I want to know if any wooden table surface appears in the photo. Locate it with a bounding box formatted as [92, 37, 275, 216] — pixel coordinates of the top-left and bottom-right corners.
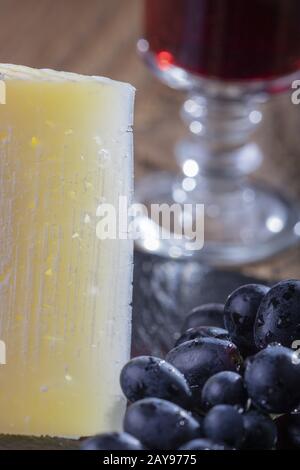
[0, 0, 299, 449]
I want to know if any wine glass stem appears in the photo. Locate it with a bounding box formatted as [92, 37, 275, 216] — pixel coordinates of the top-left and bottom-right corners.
[177, 93, 264, 183]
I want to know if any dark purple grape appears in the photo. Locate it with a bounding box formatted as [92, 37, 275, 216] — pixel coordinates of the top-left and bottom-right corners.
[203, 405, 244, 448]
[201, 371, 247, 410]
[241, 411, 277, 449]
[182, 304, 225, 332]
[175, 327, 229, 348]
[123, 398, 201, 450]
[120, 356, 192, 408]
[166, 338, 242, 402]
[285, 413, 300, 448]
[178, 438, 230, 450]
[254, 280, 300, 349]
[244, 345, 300, 414]
[224, 284, 269, 355]
[80, 432, 144, 450]
[276, 413, 300, 449]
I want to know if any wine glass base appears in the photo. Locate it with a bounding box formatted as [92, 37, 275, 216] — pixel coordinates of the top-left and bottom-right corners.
[134, 172, 300, 266]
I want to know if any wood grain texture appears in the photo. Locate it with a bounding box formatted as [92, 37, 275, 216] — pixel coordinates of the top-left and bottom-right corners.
[0, 0, 299, 449]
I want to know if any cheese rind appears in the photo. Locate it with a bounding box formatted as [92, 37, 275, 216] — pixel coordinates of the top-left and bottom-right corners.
[0, 64, 134, 437]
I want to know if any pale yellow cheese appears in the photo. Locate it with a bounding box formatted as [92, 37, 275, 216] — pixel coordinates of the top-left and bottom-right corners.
[0, 64, 134, 437]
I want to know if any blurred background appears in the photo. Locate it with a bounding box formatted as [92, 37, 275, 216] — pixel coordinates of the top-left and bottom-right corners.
[0, 0, 300, 279]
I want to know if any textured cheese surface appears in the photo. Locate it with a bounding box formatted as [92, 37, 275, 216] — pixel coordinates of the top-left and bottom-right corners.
[0, 63, 133, 85]
[0, 64, 134, 437]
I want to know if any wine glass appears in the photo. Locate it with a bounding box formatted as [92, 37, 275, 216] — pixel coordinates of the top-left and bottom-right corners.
[135, 0, 300, 266]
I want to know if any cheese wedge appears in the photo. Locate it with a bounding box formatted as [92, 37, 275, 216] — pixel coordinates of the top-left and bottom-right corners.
[0, 64, 134, 437]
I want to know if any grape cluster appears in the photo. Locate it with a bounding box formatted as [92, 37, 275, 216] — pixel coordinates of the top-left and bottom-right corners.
[81, 280, 300, 450]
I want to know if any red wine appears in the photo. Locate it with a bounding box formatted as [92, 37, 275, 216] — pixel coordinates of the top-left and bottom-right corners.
[144, 0, 300, 81]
